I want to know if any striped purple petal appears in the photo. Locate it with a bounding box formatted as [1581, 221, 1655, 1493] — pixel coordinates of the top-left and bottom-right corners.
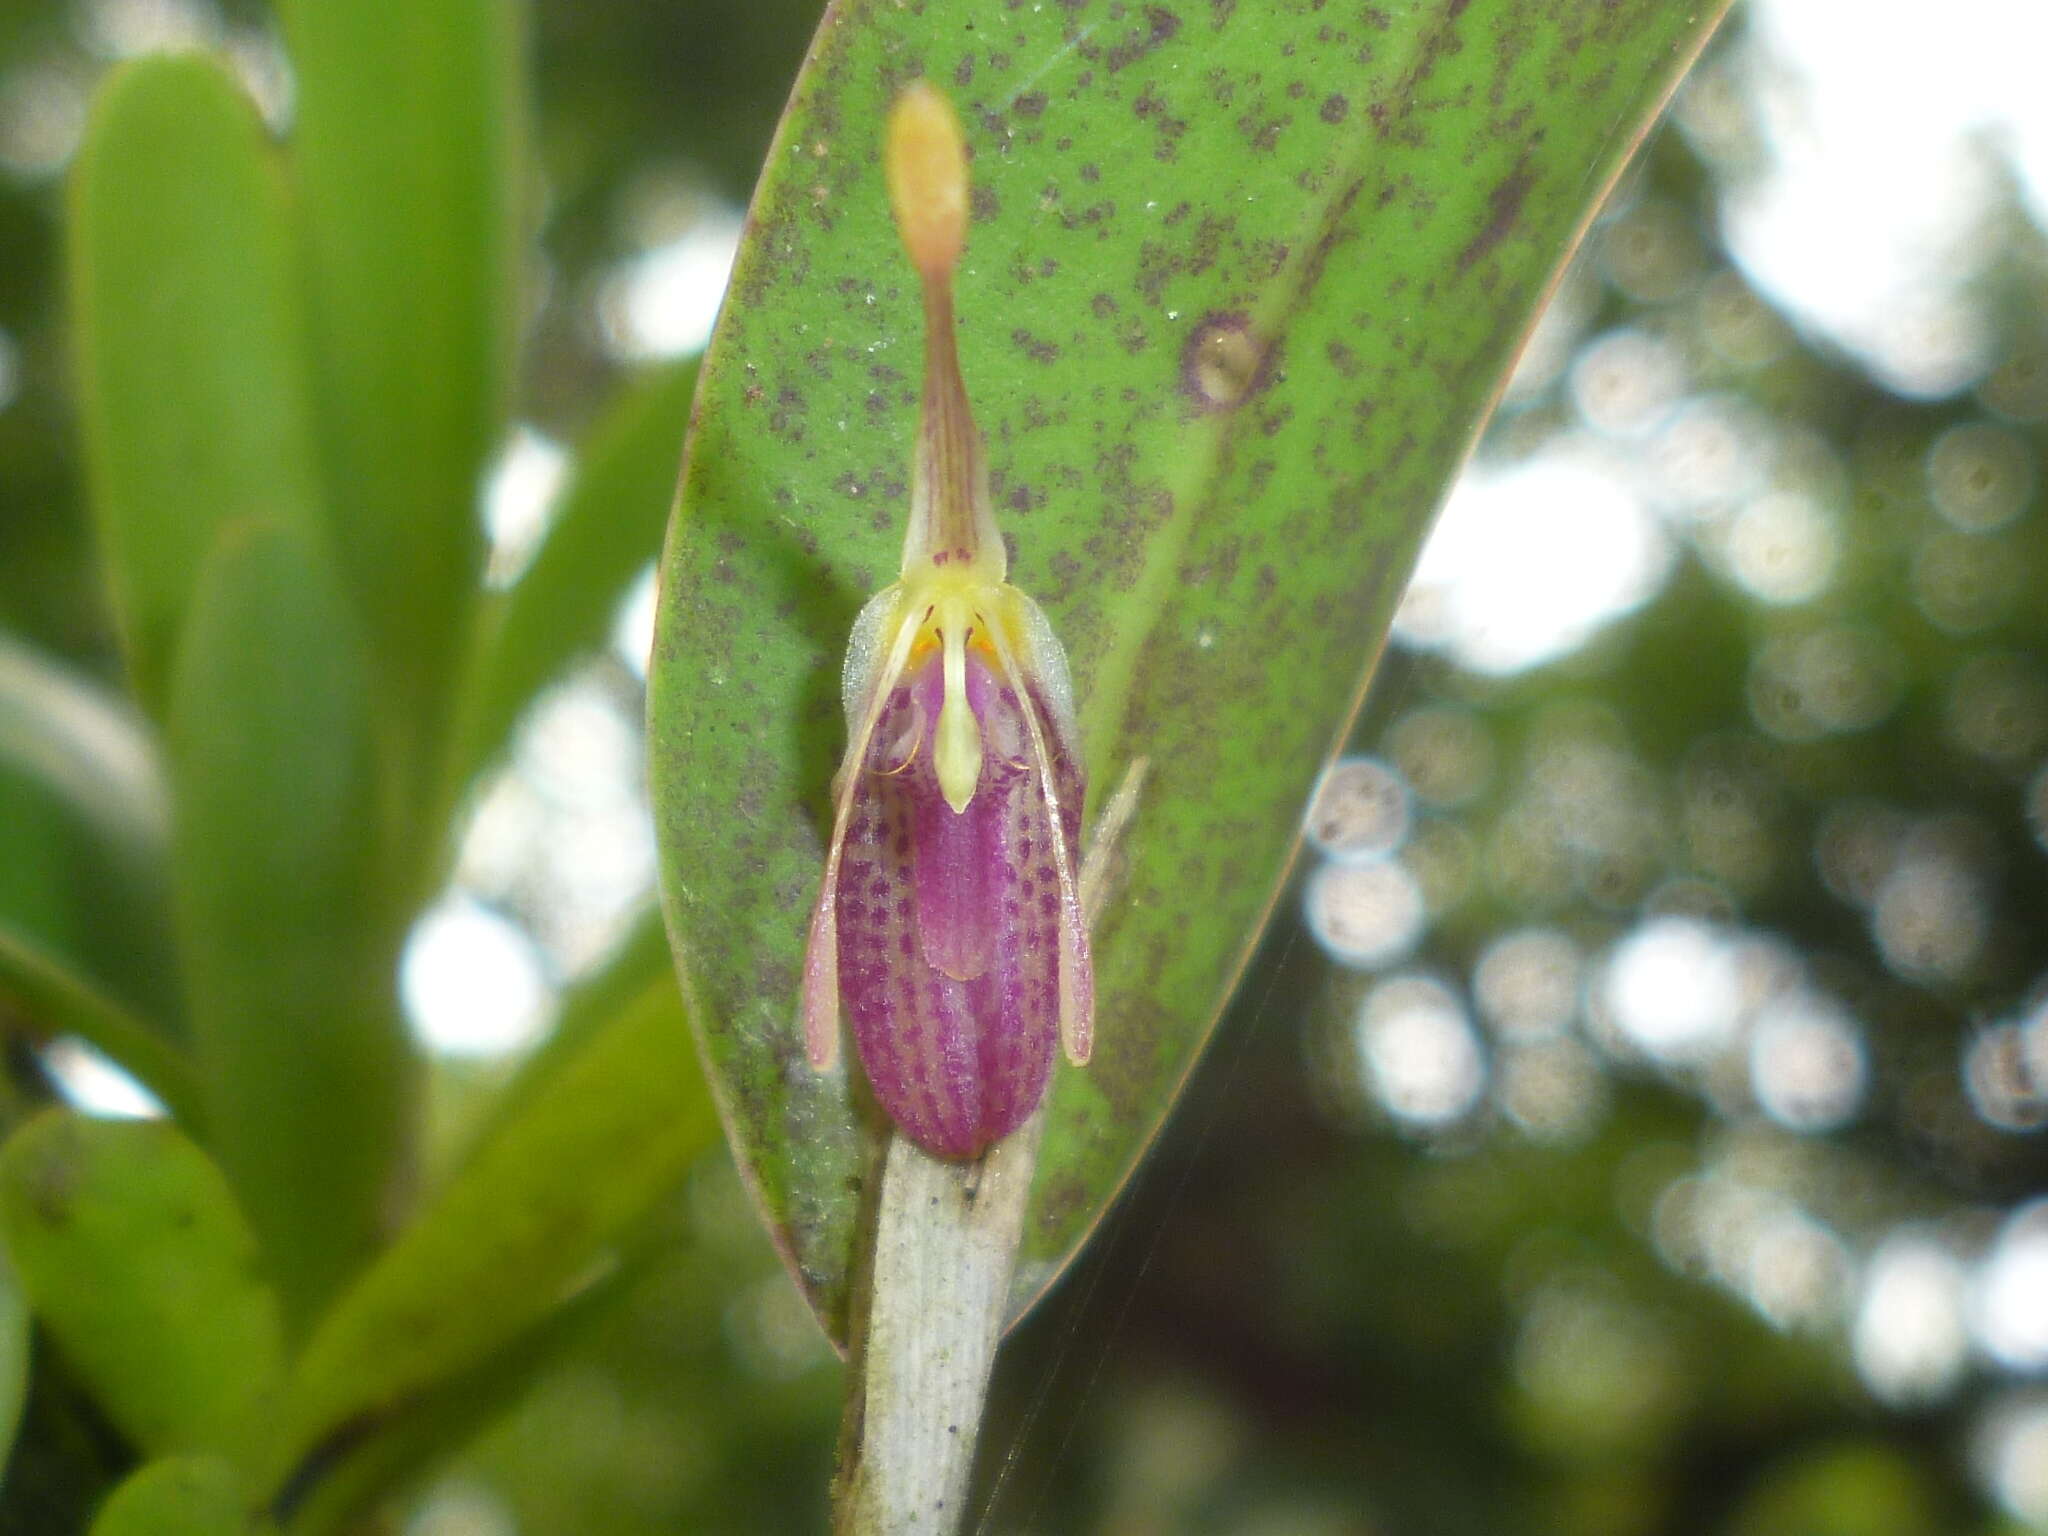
[836, 646, 1083, 1159]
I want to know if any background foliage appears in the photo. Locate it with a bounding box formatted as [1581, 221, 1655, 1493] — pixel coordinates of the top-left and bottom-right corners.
[0, 0, 2042, 1533]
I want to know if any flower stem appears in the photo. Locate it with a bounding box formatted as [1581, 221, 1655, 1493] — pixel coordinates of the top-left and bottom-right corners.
[831, 1110, 1045, 1535]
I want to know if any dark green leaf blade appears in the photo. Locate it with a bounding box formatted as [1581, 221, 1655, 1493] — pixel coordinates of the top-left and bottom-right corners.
[88, 1456, 247, 1536]
[270, 974, 712, 1483]
[0, 1111, 283, 1462]
[168, 523, 407, 1324]
[647, 0, 1732, 1343]
[0, 634, 167, 906]
[443, 360, 697, 806]
[0, 1239, 28, 1478]
[67, 55, 327, 716]
[269, 1256, 637, 1536]
[0, 923, 201, 1129]
[278, 0, 527, 811]
[0, 635, 176, 1020]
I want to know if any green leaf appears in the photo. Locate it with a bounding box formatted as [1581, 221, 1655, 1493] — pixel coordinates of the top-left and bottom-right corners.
[0, 923, 202, 1129]
[647, 0, 1733, 1342]
[68, 55, 327, 716]
[1727, 1441, 1940, 1536]
[271, 974, 711, 1482]
[458, 905, 671, 1153]
[0, 1240, 29, 1476]
[270, 1258, 637, 1536]
[442, 360, 698, 811]
[0, 635, 176, 1020]
[0, 766, 72, 986]
[0, 634, 167, 906]
[0, 1110, 283, 1462]
[168, 522, 408, 1324]
[279, 0, 527, 812]
[88, 1456, 247, 1536]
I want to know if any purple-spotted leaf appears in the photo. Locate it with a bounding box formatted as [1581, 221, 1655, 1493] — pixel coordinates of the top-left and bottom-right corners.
[648, 0, 1732, 1346]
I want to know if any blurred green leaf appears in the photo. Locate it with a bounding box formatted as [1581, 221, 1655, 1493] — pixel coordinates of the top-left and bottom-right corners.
[168, 522, 407, 1325]
[443, 360, 697, 810]
[0, 768, 84, 1004]
[1727, 1441, 1942, 1536]
[272, 1256, 638, 1536]
[88, 1455, 246, 1536]
[279, 0, 527, 816]
[0, 634, 167, 901]
[0, 635, 176, 1019]
[0, 1110, 283, 1463]
[648, 0, 1733, 1342]
[461, 906, 671, 1152]
[68, 55, 327, 717]
[272, 976, 711, 1482]
[0, 924, 200, 1128]
[0, 1240, 28, 1479]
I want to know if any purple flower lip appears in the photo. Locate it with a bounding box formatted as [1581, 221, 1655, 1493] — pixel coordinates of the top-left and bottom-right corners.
[800, 586, 1092, 1160]
[833, 650, 1083, 1158]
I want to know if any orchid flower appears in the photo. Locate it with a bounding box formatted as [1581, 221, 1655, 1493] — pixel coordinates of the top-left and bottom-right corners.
[800, 82, 1093, 1161]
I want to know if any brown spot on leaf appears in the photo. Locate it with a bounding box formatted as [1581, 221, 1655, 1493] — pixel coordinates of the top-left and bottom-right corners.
[1135, 240, 1182, 306]
[1014, 90, 1048, 119]
[1320, 92, 1349, 124]
[1011, 329, 1061, 364]
[1457, 160, 1535, 272]
[769, 385, 806, 443]
[1132, 84, 1189, 157]
[1238, 111, 1287, 152]
[1106, 6, 1183, 71]
[1181, 312, 1271, 413]
[1058, 199, 1116, 233]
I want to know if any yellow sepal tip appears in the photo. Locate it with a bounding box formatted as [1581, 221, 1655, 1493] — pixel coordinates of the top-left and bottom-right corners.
[886, 81, 968, 281]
